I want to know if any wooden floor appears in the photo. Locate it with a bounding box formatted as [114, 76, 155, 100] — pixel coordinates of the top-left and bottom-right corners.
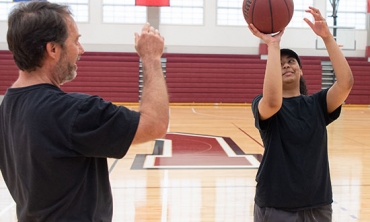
[1, 104, 370, 221]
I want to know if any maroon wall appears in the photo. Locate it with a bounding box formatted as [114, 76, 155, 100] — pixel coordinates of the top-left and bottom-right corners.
[0, 50, 368, 104]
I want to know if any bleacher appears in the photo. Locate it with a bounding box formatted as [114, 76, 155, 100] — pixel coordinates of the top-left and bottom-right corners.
[283, 55, 324, 95]
[0, 50, 369, 104]
[0, 51, 18, 94]
[62, 52, 140, 102]
[346, 57, 370, 104]
[165, 53, 265, 103]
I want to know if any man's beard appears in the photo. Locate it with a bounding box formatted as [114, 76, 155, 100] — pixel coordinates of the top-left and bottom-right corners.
[60, 63, 77, 84]
[55, 52, 77, 85]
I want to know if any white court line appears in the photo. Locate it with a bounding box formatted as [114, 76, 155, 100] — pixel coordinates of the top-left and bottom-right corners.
[161, 106, 170, 222]
[144, 136, 259, 169]
[191, 108, 249, 120]
[161, 170, 168, 222]
[0, 201, 15, 217]
[143, 139, 172, 169]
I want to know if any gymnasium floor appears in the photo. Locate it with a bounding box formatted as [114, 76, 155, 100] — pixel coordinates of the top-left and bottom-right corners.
[1, 104, 370, 221]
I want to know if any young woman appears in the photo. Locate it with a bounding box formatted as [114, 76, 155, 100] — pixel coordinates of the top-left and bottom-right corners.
[249, 6, 354, 222]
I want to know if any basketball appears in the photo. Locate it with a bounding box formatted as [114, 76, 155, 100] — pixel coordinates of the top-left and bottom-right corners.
[242, 0, 294, 34]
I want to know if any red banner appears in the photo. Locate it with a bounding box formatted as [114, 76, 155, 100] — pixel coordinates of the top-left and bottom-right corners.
[135, 0, 170, 6]
[368, 0, 370, 13]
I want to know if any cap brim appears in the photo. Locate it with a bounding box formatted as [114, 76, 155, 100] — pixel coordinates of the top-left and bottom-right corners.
[280, 48, 301, 67]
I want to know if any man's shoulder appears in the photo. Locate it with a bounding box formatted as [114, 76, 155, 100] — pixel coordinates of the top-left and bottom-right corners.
[64, 92, 95, 101]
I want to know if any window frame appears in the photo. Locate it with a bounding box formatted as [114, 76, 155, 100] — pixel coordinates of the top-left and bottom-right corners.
[102, 0, 147, 24]
[160, 0, 204, 25]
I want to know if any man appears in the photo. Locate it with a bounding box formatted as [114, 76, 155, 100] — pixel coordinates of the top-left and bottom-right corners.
[0, 1, 168, 221]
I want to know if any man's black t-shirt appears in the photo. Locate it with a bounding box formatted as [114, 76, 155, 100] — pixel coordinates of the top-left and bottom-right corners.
[0, 84, 140, 221]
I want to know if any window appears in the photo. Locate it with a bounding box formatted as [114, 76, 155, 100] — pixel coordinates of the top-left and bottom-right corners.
[287, 0, 313, 28]
[217, 0, 245, 26]
[0, 0, 16, 21]
[217, 0, 314, 28]
[0, 0, 89, 22]
[49, 0, 89, 22]
[326, 0, 367, 30]
[102, 0, 147, 24]
[160, 0, 203, 25]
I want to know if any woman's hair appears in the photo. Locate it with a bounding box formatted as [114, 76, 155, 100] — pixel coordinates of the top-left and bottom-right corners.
[300, 76, 308, 95]
[7, 1, 72, 72]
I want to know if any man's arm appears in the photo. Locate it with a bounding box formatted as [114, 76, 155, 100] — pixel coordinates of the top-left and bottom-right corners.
[131, 23, 169, 144]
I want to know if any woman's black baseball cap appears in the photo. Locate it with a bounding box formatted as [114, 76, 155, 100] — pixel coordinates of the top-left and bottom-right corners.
[280, 48, 302, 68]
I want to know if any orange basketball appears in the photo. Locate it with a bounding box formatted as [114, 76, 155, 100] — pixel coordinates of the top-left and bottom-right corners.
[242, 0, 294, 34]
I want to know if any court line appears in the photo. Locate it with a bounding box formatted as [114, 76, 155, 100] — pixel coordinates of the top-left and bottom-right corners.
[0, 201, 15, 217]
[109, 108, 174, 173]
[161, 170, 169, 222]
[191, 108, 249, 120]
[232, 122, 264, 148]
[107, 108, 172, 220]
[109, 159, 119, 174]
[333, 201, 358, 221]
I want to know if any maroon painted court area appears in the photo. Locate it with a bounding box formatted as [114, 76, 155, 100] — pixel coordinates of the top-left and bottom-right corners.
[131, 132, 262, 169]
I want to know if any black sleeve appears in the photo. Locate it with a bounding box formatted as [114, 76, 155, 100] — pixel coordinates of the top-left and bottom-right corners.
[313, 88, 341, 125]
[252, 95, 269, 130]
[251, 94, 269, 131]
[71, 96, 140, 158]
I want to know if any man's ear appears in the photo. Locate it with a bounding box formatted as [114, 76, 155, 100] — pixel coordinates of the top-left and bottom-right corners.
[45, 42, 60, 59]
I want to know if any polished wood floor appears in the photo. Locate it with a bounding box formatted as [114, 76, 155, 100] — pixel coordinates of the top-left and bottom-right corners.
[1, 104, 370, 221]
